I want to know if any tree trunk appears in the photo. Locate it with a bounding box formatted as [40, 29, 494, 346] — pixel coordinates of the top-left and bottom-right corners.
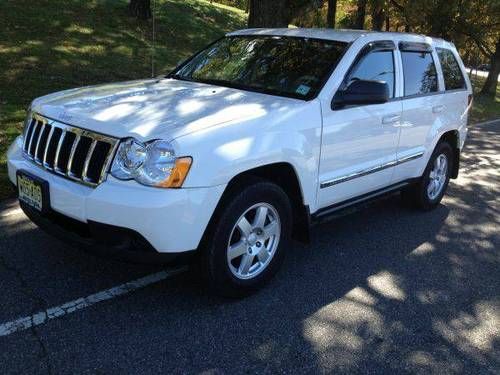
[248, 0, 289, 28]
[371, 0, 385, 31]
[327, 0, 337, 28]
[389, 0, 409, 33]
[385, 15, 390, 31]
[480, 38, 500, 97]
[128, 0, 151, 20]
[351, 0, 367, 29]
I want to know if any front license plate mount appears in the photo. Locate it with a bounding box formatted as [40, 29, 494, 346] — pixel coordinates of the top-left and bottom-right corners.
[17, 170, 50, 215]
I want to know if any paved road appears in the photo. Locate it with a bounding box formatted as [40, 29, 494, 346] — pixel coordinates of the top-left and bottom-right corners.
[0, 121, 499, 374]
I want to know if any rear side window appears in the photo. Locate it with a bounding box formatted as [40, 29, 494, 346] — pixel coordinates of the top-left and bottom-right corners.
[346, 50, 395, 98]
[401, 51, 438, 96]
[437, 48, 466, 90]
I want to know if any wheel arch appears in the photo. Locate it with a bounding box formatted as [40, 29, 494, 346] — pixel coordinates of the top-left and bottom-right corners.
[200, 162, 311, 248]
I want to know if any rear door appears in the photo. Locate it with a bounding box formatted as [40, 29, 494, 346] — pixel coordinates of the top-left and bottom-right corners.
[392, 42, 442, 183]
[435, 47, 471, 147]
[318, 41, 402, 208]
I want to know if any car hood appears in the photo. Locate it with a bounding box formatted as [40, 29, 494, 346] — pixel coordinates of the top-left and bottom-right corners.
[32, 78, 303, 141]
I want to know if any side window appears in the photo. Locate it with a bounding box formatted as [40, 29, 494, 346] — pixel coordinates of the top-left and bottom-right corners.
[401, 51, 438, 96]
[437, 48, 466, 90]
[345, 50, 395, 98]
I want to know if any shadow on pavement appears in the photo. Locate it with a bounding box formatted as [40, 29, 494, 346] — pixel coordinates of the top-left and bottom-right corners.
[0, 124, 498, 373]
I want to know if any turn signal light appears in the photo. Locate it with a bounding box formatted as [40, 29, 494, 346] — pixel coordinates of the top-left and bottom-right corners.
[156, 157, 193, 188]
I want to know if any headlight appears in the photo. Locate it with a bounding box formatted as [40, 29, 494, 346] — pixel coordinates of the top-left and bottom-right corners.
[111, 138, 192, 188]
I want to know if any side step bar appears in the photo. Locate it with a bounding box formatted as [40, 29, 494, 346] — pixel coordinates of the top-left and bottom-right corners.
[311, 180, 417, 223]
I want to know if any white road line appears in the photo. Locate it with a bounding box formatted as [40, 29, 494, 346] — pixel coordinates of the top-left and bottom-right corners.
[0, 268, 186, 337]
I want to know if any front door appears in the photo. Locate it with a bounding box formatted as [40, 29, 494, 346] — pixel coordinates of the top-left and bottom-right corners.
[318, 42, 402, 208]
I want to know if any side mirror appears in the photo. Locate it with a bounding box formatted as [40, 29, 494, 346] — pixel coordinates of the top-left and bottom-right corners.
[332, 79, 389, 108]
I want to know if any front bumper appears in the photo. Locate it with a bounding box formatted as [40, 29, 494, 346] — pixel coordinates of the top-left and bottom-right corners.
[19, 201, 196, 264]
[7, 136, 226, 254]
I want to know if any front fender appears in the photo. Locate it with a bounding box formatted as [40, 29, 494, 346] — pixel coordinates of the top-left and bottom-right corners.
[171, 99, 322, 210]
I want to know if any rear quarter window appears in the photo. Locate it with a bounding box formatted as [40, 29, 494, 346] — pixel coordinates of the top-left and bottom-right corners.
[436, 48, 466, 90]
[401, 51, 438, 96]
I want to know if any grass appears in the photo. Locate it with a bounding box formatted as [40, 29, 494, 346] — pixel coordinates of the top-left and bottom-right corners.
[0, 1, 498, 201]
[469, 75, 500, 124]
[0, 0, 246, 200]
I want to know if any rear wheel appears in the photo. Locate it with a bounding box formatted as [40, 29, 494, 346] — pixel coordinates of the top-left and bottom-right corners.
[401, 142, 453, 210]
[200, 179, 292, 297]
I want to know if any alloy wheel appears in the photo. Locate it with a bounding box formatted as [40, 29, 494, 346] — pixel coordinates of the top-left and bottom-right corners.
[427, 153, 448, 200]
[226, 203, 281, 280]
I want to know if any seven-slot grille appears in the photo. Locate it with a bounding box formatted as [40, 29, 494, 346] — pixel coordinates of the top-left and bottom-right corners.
[22, 114, 119, 187]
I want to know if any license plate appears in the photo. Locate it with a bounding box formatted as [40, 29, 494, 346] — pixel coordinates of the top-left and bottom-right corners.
[17, 171, 50, 213]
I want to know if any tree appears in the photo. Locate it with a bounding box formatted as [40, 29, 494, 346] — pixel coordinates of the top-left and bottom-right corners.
[388, 0, 411, 32]
[327, 0, 337, 28]
[480, 38, 500, 97]
[129, 0, 152, 20]
[248, 0, 289, 28]
[449, 0, 499, 96]
[371, 0, 385, 31]
[247, 0, 325, 28]
[351, 0, 367, 29]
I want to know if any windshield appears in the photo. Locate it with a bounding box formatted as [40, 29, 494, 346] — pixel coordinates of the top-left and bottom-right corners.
[170, 35, 348, 100]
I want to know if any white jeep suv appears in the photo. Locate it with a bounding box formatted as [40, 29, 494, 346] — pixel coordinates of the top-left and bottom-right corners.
[7, 29, 472, 296]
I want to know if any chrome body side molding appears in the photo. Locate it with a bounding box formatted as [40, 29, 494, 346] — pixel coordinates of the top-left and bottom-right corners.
[320, 152, 424, 189]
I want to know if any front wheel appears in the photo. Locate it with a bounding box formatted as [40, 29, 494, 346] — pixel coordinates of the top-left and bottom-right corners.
[200, 180, 292, 297]
[401, 142, 453, 210]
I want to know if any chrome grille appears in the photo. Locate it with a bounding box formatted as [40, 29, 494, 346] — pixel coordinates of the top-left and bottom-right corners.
[22, 114, 119, 187]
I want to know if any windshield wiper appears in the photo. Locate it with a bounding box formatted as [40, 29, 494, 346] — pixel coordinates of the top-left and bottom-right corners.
[168, 73, 194, 82]
[196, 78, 262, 93]
[169, 76, 306, 100]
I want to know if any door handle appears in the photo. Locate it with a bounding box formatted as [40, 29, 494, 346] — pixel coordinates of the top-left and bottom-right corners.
[382, 114, 401, 124]
[432, 105, 444, 113]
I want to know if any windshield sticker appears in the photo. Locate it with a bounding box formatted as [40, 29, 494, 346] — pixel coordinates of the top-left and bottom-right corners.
[296, 84, 311, 96]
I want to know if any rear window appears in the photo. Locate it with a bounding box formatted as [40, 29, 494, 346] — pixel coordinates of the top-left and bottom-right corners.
[401, 51, 438, 96]
[436, 48, 466, 90]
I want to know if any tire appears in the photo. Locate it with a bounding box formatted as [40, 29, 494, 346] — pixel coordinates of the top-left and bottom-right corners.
[199, 179, 292, 298]
[401, 142, 454, 210]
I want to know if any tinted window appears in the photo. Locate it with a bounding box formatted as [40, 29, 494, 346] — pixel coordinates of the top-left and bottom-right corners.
[172, 36, 347, 100]
[437, 48, 466, 90]
[401, 51, 438, 96]
[346, 50, 395, 98]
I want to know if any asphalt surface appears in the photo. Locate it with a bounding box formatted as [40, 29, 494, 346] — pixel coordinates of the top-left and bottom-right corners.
[0, 121, 499, 374]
